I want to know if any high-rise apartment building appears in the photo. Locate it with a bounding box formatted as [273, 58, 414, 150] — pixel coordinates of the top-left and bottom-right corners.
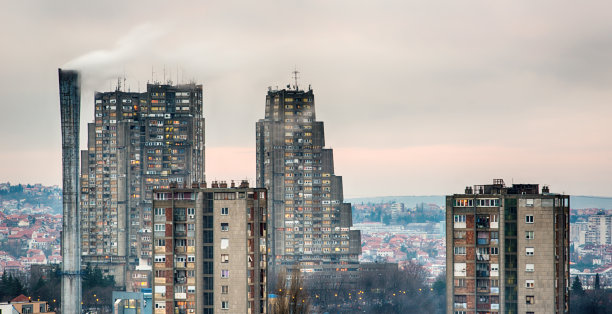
[80, 82, 204, 289]
[151, 181, 267, 314]
[585, 212, 612, 245]
[256, 84, 361, 278]
[446, 179, 569, 314]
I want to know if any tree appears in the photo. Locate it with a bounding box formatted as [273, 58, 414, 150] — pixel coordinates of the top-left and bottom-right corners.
[571, 276, 584, 295]
[271, 268, 310, 314]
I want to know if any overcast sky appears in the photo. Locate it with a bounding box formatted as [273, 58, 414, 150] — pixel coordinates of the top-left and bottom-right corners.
[1, 1, 612, 198]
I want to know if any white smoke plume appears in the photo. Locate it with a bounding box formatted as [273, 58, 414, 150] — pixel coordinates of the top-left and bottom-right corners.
[63, 23, 169, 89]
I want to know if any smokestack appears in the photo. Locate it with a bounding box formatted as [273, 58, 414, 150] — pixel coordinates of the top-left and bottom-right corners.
[59, 68, 82, 314]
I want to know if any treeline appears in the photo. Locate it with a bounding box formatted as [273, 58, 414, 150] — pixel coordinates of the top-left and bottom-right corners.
[0, 264, 116, 312]
[571, 275, 612, 313]
[272, 262, 446, 314]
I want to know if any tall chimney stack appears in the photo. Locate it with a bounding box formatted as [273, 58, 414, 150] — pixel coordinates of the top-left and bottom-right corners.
[59, 68, 82, 314]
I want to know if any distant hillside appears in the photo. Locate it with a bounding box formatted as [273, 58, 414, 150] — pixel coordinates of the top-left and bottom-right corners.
[347, 196, 446, 209]
[347, 195, 612, 210]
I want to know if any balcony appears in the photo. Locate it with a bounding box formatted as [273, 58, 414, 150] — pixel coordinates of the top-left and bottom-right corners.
[476, 254, 490, 261]
[453, 303, 467, 309]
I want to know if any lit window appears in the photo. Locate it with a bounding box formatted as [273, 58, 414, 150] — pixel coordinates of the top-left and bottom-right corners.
[221, 239, 229, 249]
[526, 295, 535, 304]
[221, 270, 229, 278]
[526, 264, 534, 272]
[221, 254, 229, 263]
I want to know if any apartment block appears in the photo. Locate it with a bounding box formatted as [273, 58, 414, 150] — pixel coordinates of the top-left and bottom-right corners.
[80, 82, 205, 289]
[446, 179, 569, 314]
[256, 84, 361, 278]
[585, 212, 612, 245]
[151, 181, 267, 314]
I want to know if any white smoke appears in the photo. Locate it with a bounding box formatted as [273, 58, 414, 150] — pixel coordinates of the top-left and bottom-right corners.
[63, 23, 168, 88]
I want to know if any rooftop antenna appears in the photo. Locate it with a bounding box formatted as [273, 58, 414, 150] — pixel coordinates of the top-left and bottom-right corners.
[151, 66, 155, 84]
[292, 68, 300, 91]
[116, 77, 121, 92]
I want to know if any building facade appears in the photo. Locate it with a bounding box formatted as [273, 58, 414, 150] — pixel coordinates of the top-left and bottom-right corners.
[151, 182, 267, 314]
[255, 85, 361, 277]
[446, 180, 569, 314]
[80, 82, 205, 289]
[585, 213, 612, 245]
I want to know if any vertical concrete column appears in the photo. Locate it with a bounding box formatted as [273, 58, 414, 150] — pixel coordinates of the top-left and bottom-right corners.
[59, 68, 82, 314]
[195, 191, 204, 314]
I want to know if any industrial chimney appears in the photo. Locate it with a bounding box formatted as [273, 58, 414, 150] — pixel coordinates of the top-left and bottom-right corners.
[58, 69, 82, 314]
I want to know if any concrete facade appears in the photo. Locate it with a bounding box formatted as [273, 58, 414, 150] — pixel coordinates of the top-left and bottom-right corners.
[446, 180, 569, 314]
[151, 182, 267, 314]
[80, 83, 205, 289]
[58, 68, 82, 314]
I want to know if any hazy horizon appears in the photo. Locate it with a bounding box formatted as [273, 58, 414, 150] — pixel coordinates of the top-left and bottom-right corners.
[2, 1, 612, 198]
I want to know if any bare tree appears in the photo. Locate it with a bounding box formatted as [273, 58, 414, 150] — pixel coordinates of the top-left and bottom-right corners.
[271, 268, 311, 314]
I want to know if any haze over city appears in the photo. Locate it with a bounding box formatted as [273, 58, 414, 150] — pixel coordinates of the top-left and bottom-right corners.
[2, 1, 612, 197]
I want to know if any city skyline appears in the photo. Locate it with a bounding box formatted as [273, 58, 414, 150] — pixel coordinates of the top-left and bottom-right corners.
[3, 1, 612, 197]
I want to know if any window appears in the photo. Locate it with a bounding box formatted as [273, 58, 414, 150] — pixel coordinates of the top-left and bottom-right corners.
[454, 247, 466, 255]
[221, 285, 228, 294]
[221, 239, 229, 249]
[221, 270, 229, 278]
[154, 224, 165, 231]
[154, 208, 165, 216]
[454, 263, 466, 277]
[221, 254, 229, 263]
[490, 247, 499, 255]
[221, 301, 229, 309]
[454, 231, 466, 239]
[454, 215, 466, 223]
[454, 295, 467, 308]
[221, 207, 229, 215]
[526, 199, 534, 206]
[526, 280, 534, 288]
[525, 231, 534, 239]
[525, 215, 534, 223]
[455, 199, 473, 207]
[526, 295, 535, 304]
[215, 192, 236, 200]
[454, 215, 467, 228]
[221, 223, 229, 231]
[187, 255, 195, 262]
[526, 247, 534, 256]
[155, 239, 165, 247]
[454, 278, 466, 287]
[154, 255, 166, 263]
[526, 264, 534, 272]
